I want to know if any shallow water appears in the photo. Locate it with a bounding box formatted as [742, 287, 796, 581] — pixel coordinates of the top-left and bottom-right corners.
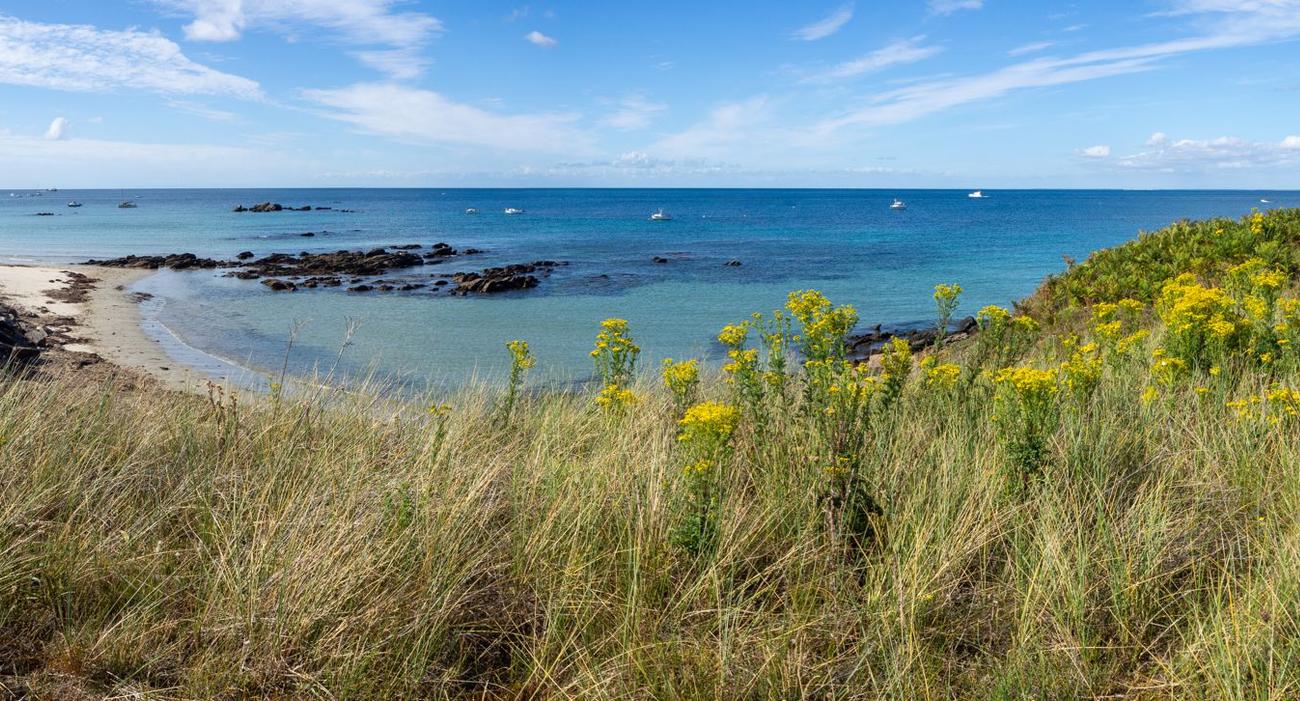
[3, 188, 1296, 386]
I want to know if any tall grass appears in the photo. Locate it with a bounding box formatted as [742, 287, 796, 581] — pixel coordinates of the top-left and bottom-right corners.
[2, 210, 1300, 698]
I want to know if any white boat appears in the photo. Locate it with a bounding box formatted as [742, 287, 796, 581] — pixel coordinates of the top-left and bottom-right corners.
[67, 201, 82, 208]
[650, 208, 672, 221]
[504, 207, 524, 215]
[118, 201, 137, 209]
[968, 190, 986, 198]
[1261, 198, 1271, 204]
[890, 198, 907, 210]
[465, 207, 478, 214]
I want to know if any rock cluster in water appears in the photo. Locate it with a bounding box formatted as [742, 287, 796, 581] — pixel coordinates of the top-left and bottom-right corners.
[84, 245, 565, 296]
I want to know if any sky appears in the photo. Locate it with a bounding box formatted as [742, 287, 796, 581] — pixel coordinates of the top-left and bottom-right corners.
[1, 0, 1299, 188]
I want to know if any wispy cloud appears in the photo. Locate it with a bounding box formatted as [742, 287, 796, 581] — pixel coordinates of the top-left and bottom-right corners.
[1008, 40, 1056, 56]
[929, 0, 984, 16]
[0, 15, 261, 98]
[651, 96, 774, 160]
[600, 94, 667, 131]
[44, 117, 68, 140]
[1117, 132, 1300, 170]
[805, 36, 942, 82]
[154, 0, 442, 78]
[792, 3, 854, 41]
[301, 83, 592, 154]
[166, 99, 239, 122]
[816, 1, 1300, 134]
[525, 30, 557, 48]
[1078, 144, 1110, 158]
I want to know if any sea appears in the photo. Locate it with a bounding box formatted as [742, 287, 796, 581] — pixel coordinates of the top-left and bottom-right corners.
[2, 188, 1296, 389]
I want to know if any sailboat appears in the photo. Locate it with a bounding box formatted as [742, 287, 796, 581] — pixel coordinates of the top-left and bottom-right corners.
[650, 208, 672, 221]
[890, 198, 907, 210]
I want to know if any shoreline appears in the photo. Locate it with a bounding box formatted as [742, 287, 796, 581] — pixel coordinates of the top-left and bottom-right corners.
[0, 264, 210, 391]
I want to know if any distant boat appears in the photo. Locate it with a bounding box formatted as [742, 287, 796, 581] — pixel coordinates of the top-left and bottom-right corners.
[890, 198, 907, 210]
[1261, 198, 1271, 204]
[968, 190, 987, 199]
[465, 207, 478, 214]
[504, 207, 524, 215]
[650, 208, 672, 221]
[47, 188, 58, 192]
[118, 201, 137, 209]
[67, 201, 82, 208]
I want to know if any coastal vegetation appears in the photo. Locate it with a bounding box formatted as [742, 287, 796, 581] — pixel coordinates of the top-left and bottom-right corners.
[3, 209, 1300, 698]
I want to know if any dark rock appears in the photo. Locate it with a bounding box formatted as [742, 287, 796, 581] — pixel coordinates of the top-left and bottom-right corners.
[348, 284, 373, 293]
[232, 205, 248, 212]
[847, 316, 978, 358]
[35, 212, 55, 216]
[261, 278, 296, 292]
[300, 232, 315, 237]
[392, 244, 422, 250]
[85, 253, 229, 270]
[463, 248, 485, 255]
[652, 256, 669, 264]
[724, 260, 742, 267]
[236, 251, 255, 260]
[250, 202, 282, 212]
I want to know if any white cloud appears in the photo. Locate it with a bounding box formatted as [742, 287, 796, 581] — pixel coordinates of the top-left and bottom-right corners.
[929, 0, 984, 15]
[1117, 133, 1300, 171]
[353, 49, 430, 80]
[792, 4, 854, 41]
[525, 30, 557, 48]
[166, 99, 239, 121]
[807, 37, 942, 81]
[0, 15, 260, 98]
[44, 117, 69, 140]
[155, 0, 442, 78]
[601, 94, 667, 131]
[1079, 144, 1111, 158]
[651, 96, 774, 160]
[1008, 40, 1056, 56]
[815, 1, 1300, 134]
[1147, 132, 1169, 146]
[506, 6, 530, 22]
[301, 83, 592, 154]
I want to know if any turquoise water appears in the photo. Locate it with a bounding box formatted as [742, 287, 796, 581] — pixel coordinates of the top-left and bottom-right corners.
[3, 188, 1297, 387]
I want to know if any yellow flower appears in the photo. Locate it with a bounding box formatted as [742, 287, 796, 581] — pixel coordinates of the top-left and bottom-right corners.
[717, 323, 748, 348]
[505, 339, 536, 370]
[924, 362, 962, 391]
[1209, 365, 1222, 376]
[992, 366, 1059, 399]
[1141, 386, 1158, 405]
[595, 384, 639, 410]
[661, 358, 700, 400]
[678, 401, 740, 442]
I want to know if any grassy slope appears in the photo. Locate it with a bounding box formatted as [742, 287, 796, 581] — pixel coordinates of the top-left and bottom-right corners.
[3, 210, 1300, 699]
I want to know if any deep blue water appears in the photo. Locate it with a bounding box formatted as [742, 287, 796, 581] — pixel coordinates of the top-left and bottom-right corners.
[2, 188, 1296, 386]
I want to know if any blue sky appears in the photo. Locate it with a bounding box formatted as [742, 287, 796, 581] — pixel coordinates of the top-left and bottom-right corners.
[1, 0, 1299, 188]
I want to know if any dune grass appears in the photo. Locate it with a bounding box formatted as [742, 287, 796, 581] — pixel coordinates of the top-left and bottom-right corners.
[3, 210, 1300, 698]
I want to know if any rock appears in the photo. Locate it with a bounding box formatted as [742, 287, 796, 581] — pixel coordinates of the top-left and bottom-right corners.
[392, 244, 422, 250]
[300, 232, 315, 237]
[652, 256, 669, 264]
[35, 212, 55, 216]
[261, 278, 296, 292]
[232, 205, 248, 212]
[724, 260, 742, 267]
[348, 284, 373, 293]
[84, 253, 229, 270]
[236, 251, 255, 260]
[449, 261, 559, 295]
[250, 202, 282, 212]
[847, 316, 978, 358]
[463, 247, 485, 255]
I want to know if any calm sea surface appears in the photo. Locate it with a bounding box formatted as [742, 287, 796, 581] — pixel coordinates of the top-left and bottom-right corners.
[2, 188, 1296, 387]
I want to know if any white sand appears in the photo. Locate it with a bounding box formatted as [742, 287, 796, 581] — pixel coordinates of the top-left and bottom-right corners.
[0, 264, 207, 391]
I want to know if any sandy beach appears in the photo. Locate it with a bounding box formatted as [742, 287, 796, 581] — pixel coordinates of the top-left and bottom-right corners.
[0, 264, 206, 391]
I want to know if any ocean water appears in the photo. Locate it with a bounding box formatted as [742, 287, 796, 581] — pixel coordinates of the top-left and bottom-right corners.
[3, 188, 1297, 387]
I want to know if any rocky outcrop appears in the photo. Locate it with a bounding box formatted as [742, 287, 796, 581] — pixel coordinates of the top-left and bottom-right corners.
[450, 261, 561, 295]
[0, 304, 40, 365]
[848, 316, 978, 359]
[83, 253, 230, 270]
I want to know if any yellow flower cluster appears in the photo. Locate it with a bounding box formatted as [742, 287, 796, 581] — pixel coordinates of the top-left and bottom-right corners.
[785, 290, 858, 360]
[678, 401, 740, 443]
[921, 359, 961, 391]
[992, 366, 1059, 400]
[879, 337, 913, 397]
[1150, 347, 1188, 386]
[661, 358, 700, 400]
[1250, 210, 1265, 235]
[1157, 273, 1236, 335]
[595, 384, 639, 409]
[786, 290, 832, 326]
[1059, 343, 1102, 397]
[717, 323, 748, 348]
[976, 304, 1011, 328]
[591, 318, 640, 358]
[506, 339, 536, 370]
[933, 283, 963, 306]
[1225, 386, 1299, 424]
[683, 459, 712, 477]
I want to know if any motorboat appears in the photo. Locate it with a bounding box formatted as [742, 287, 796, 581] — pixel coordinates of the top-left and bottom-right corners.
[118, 201, 137, 209]
[890, 198, 907, 210]
[504, 207, 524, 215]
[465, 207, 478, 214]
[968, 190, 987, 198]
[67, 201, 82, 207]
[650, 208, 672, 221]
